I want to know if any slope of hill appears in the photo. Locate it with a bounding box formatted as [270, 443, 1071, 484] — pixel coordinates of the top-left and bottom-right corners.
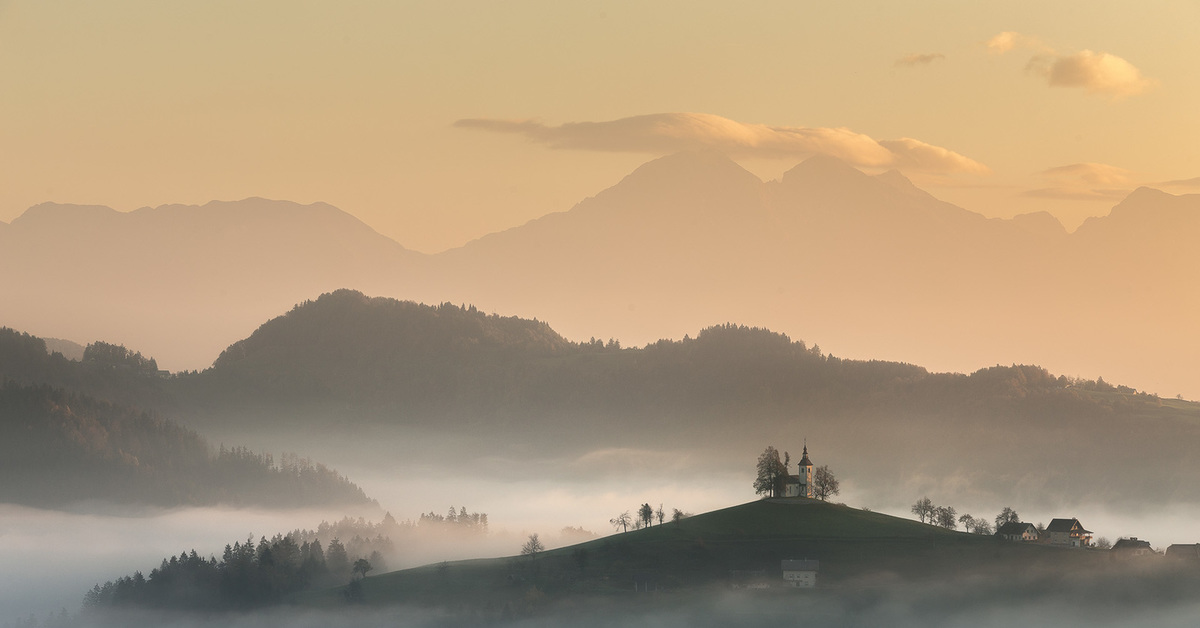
[0, 328, 375, 510]
[298, 499, 1186, 625]
[0, 381, 375, 510]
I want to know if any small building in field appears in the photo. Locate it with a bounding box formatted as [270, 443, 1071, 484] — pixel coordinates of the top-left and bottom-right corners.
[784, 446, 814, 499]
[781, 559, 819, 588]
[1044, 518, 1093, 547]
[995, 522, 1039, 542]
[1165, 544, 1200, 560]
[1111, 537, 1154, 557]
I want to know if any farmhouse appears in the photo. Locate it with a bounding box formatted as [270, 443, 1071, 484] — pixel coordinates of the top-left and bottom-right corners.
[1165, 544, 1200, 560]
[781, 559, 819, 588]
[1111, 537, 1154, 557]
[783, 446, 813, 498]
[995, 521, 1038, 542]
[1044, 518, 1092, 547]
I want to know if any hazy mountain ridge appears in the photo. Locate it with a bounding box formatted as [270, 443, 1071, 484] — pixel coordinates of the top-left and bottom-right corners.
[0, 381, 375, 510]
[0, 328, 374, 510]
[147, 291, 1200, 511]
[2, 154, 1198, 400]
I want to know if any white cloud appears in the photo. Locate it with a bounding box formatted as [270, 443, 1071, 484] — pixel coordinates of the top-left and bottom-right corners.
[1157, 176, 1200, 190]
[988, 32, 1155, 97]
[1030, 50, 1157, 96]
[1041, 163, 1133, 187]
[895, 52, 945, 67]
[456, 112, 989, 175]
[1022, 162, 1135, 200]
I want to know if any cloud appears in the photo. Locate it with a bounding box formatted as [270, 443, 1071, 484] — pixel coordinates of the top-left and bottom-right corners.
[456, 112, 989, 175]
[1041, 163, 1134, 187]
[1028, 50, 1156, 96]
[1021, 162, 1134, 200]
[1157, 176, 1200, 190]
[988, 32, 1155, 97]
[895, 53, 945, 67]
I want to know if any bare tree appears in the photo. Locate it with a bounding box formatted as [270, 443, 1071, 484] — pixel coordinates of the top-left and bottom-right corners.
[610, 511, 632, 533]
[671, 508, 686, 524]
[994, 507, 1020, 530]
[655, 504, 665, 526]
[638, 503, 654, 528]
[520, 533, 545, 557]
[911, 497, 935, 524]
[812, 465, 840, 501]
[935, 506, 957, 529]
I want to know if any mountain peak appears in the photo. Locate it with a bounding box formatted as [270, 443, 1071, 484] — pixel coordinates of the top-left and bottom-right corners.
[10, 202, 122, 230]
[780, 153, 870, 187]
[614, 151, 762, 191]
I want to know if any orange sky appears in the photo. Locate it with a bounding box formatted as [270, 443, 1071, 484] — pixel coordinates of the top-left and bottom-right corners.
[2, 1, 1198, 253]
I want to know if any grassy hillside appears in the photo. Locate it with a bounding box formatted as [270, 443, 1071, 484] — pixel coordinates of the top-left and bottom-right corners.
[300, 499, 1108, 613]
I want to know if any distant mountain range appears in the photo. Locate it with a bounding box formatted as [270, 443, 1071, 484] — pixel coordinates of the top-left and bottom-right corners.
[1, 153, 1197, 400]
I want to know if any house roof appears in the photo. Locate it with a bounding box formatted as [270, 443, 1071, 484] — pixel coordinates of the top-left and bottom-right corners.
[1045, 518, 1091, 534]
[781, 559, 819, 572]
[1112, 538, 1153, 551]
[1165, 544, 1200, 559]
[995, 522, 1036, 536]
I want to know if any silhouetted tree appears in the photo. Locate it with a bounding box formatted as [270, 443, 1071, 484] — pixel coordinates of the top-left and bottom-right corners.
[935, 505, 957, 529]
[753, 446, 788, 498]
[609, 511, 631, 533]
[638, 503, 654, 528]
[812, 465, 840, 501]
[351, 558, 372, 580]
[520, 534, 544, 558]
[911, 497, 935, 524]
[994, 507, 1020, 530]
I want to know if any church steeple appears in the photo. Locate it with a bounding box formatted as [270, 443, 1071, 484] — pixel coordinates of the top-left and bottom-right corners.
[797, 442, 813, 498]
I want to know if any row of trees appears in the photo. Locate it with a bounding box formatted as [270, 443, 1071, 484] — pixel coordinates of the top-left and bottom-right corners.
[911, 498, 1023, 534]
[753, 446, 840, 500]
[82, 534, 379, 612]
[609, 503, 688, 533]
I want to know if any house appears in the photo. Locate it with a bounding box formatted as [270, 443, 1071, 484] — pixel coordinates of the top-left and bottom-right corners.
[995, 522, 1038, 542]
[781, 559, 819, 588]
[783, 446, 814, 498]
[1165, 544, 1200, 560]
[1044, 518, 1093, 547]
[1111, 537, 1154, 557]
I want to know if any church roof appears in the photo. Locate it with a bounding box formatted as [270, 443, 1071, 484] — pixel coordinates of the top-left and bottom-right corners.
[798, 445, 812, 467]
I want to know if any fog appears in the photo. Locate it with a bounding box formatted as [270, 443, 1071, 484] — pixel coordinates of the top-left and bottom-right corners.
[53, 585, 1200, 628]
[5, 444, 1200, 623]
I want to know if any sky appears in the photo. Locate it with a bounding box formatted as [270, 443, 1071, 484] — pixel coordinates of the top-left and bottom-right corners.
[2, 0, 1199, 253]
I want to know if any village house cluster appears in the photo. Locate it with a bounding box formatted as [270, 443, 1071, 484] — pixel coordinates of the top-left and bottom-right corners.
[996, 517, 1200, 561]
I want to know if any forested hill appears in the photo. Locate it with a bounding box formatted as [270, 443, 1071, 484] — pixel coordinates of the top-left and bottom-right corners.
[0, 382, 375, 509]
[195, 289, 575, 406]
[178, 290, 1200, 509]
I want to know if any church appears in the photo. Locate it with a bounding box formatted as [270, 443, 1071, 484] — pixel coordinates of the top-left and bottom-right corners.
[783, 445, 814, 498]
